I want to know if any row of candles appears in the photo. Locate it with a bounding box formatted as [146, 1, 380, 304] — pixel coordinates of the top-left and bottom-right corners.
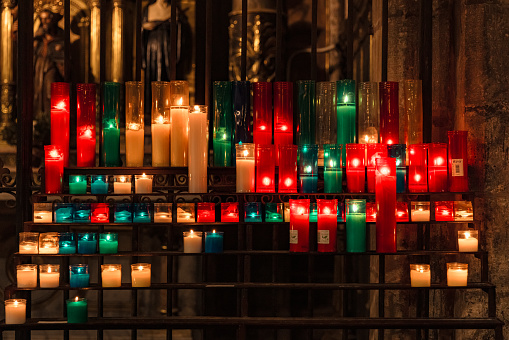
[5, 297, 88, 324]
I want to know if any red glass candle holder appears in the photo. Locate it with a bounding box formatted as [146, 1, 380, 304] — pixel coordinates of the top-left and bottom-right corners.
[448, 131, 468, 192]
[396, 202, 409, 222]
[197, 203, 215, 223]
[253, 82, 272, 145]
[51, 82, 70, 167]
[289, 199, 310, 252]
[428, 142, 448, 192]
[366, 143, 387, 193]
[44, 145, 64, 194]
[221, 203, 239, 222]
[274, 82, 293, 164]
[366, 202, 377, 222]
[317, 199, 337, 253]
[256, 144, 275, 193]
[346, 144, 366, 193]
[434, 201, 454, 221]
[278, 144, 298, 193]
[91, 203, 110, 223]
[379, 82, 399, 145]
[408, 144, 428, 193]
[375, 157, 396, 252]
[76, 83, 97, 167]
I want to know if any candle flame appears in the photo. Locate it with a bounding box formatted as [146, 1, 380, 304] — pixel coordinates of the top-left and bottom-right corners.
[259, 125, 266, 131]
[343, 95, 349, 103]
[305, 165, 312, 173]
[56, 101, 66, 110]
[156, 115, 164, 124]
[14, 300, 18, 306]
[352, 204, 358, 213]
[380, 167, 390, 176]
[323, 207, 331, 215]
[177, 97, 183, 106]
[418, 208, 423, 211]
[329, 160, 335, 167]
[298, 208, 305, 215]
[418, 268, 424, 273]
[435, 157, 444, 166]
[364, 135, 370, 143]
[414, 174, 422, 182]
[352, 159, 360, 167]
[281, 125, 288, 131]
[142, 173, 146, 178]
[138, 266, 143, 271]
[213, 229, 216, 233]
[284, 178, 292, 187]
[387, 139, 394, 145]
[262, 177, 271, 186]
[49, 149, 60, 158]
[84, 129, 92, 138]
[193, 105, 200, 112]
[128, 123, 141, 131]
[75, 296, 79, 302]
[190, 230, 194, 235]
[465, 231, 471, 239]
[120, 176, 126, 183]
[243, 149, 249, 157]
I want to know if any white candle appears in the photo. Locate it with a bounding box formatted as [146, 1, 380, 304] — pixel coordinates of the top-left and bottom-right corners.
[151, 117, 170, 167]
[114, 176, 132, 194]
[39, 265, 60, 288]
[458, 230, 478, 252]
[188, 106, 208, 193]
[38, 245, 59, 254]
[177, 205, 195, 223]
[154, 212, 172, 223]
[131, 264, 151, 287]
[447, 263, 468, 286]
[17, 265, 37, 288]
[410, 264, 430, 287]
[170, 105, 189, 166]
[5, 299, 26, 324]
[411, 209, 430, 222]
[19, 242, 38, 254]
[102, 265, 122, 287]
[284, 203, 290, 222]
[236, 159, 255, 192]
[125, 126, 145, 167]
[34, 211, 52, 223]
[183, 230, 202, 253]
[135, 174, 153, 194]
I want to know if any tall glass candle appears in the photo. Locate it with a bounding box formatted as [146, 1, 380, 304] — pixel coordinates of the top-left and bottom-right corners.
[346, 144, 366, 193]
[316, 82, 337, 165]
[154, 203, 172, 223]
[358, 82, 379, 144]
[317, 199, 338, 252]
[296, 80, 316, 145]
[39, 232, 59, 254]
[284, 202, 290, 222]
[256, 144, 275, 192]
[99, 232, 119, 254]
[458, 230, 478, 252]
[396, 202, 409, 222]
[54, 203, 74, 223]
[205, 230, 224, 253]
[101, 82, 121, 166]
[197, 202, 215, 223]
[289, 199, 310, 252]
[5, 299, 26, 324]
[278, 144, 298, 193]
[133, 203, 152, 223]
[388, 144, 406, 193]
[379, 81, 399, 145]
[400, 80, 423, 145]
[17, 264, 37, 288]
[131, 263, 151, 287]
[135, 174, 153, 194]
[408, 144, 428, 193]
[70, 264, 90, 288]
[375, 157, 397, 252]
[454, 201, 473, 221]
[51, 82, 70, 167]
[125, 81, 145, 167]
[221, 202, 239, 222]
[170, 105, 189, 166]
[39, 264, 60, 288]
[298, 144, 318, 193]
[213, 81, 233, 166]
[91, 203, 110, 223]
[337, 79, 356, 164]
[101, 264, 122, 287]
[253, 82, 272, 144]
[447, 262, 468, 286]
[177, 203, 195, 223]
[170, 80, 190, 105]
[245, 202, 262, 223]
[91, 175, 109, 194]
[411, 201, 430, 222]
[44, 145, 64, 194]
[67, 297, 88, 323]
[59, 232, 76, 254]
[274, 82, 293, 164]
[410, 264, 430, 287]
[232, 81, 252, 146]
[33, 203, 52, 223]
[324, 144, 342, 193]
[428, 142, 448, 192]
[113, 175, 132, 194]
[151, 81, 171, 167]
[448, 131, 468, 192]
[76, 83, 96, 167]
[69, 175, 87, 194]
[77, 233, 97, 254]
[189, 105, 209, 193]
[366, 143, 387, 193]
[265, 203, 284, 222]
[346, 199, 366, 252]
[236, 143, 255, 193]
[434, 201, 454, 221]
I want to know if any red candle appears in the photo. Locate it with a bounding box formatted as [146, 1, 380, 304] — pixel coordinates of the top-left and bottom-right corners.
[396, 201, 409, 222]
[408, 144, 428, 193]
[91, 203, 110, 223]
[278, 144, 298, 193]
[428, 142, 448, 192]
[44, 145, 64, 194]
[448, 131, 468, 192]
[434, 201, 454, 221]
[289, 199, 310, 252]
[51, 83, 70, 167]
[256, 144, 275, 193]
[366, 202, 377, 222]
[253, 82, 272, 145]
[273, 82, 293, 164]
[197, 203, 216, 223]
[346, 144, 366, 193]
[379, 82, 399, 145]
[221, 203, 239, 222]
[76, 83, 96, 167]
[375, 157, 396, 252]
[317, 199, 337, 252]
[366, 143, 387, 193]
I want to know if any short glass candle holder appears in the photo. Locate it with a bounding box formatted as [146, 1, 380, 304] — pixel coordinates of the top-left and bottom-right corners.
[114, 203, 133, 223]
[183, 230, 203, 253]
[70, 264, 90, 288]
[177, 203, 195, 223]
[59, 232, 76, 254]
[4, 299, 26, 324]
[205, 231, 224, 253]
[366, 202, 377, 222]
[99, 232, 119, 254]
[245, 202, 262, 223]
[33, 203, 53, 223]
[411, 201, 430, 222]
[221, 202, 239, 222]
[69, 175, 87, 194]
[434, 201, 454, 221]
[135, 174, 153, 194]
[454, 201, 473, 221]
[39, 264, 60, 288]
[133, 203, 152, 223]
[73, 203, 91, 223]
[154, 203, 172, 223]
[113, 175, 132, 194]
[101, 264, 122, 287]
[131, 263, 151, 287]
[66, 297, 88, 323]
[77, 233, 97, 254]
[410, 264, 430, 287]
[396, 202, 409, 222]
[447, 262, 468, 287]
[309, 203, 318, 223]
[17, 264, 37, 288]
[283, 202, 290, 222]
[54, 203, 74, 223]
[197, 203, 215, 223]
[91, 203, 110, 223]
[19, 232, 39, 254]
[39, 232, 59, 254]
[458, 230, 479, 252]
[265, 203, 284, 222]
[91, 175, 109, 194]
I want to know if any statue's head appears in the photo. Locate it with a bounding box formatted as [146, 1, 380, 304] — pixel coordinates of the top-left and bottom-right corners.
[39, 9, 57, 34]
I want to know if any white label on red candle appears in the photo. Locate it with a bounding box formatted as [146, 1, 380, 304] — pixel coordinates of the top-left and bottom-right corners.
[317, 230, 330, 244]
[289, 230, 298, 244]
[452, 159, 464, 176]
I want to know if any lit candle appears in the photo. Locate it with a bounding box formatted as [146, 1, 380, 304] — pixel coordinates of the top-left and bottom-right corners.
[221, 203, 239, 222]
[177, 203, 195, 223]
[379, 82, 399, 145]
[317, 199, 338, 252]
[337, 80, 357, 164]
[447, 262, 468, 286]
[346, 144, 366, 193]
[245, 202, 262, 223]
[434, 201, 454, 221]
[54, 203, 74, 223]
[289, 199, 310, 252]
[17, 264, 37, 288]
[458, 230, 478, 252]
[51, 82, 70, 167]
[410, 202, 430, 222]
[76, 84, 96, 167]
[91, 203, 110, 223]
[323, 144, 343, 193]
[278, 145, 298, 193]
[154, 203, 172, 223]
[125, 81, 145, 167]
[33, 203, 52, 223]
[101, 82, 121, 167]
[101, 264, 122, 287]
[91, 175, 109, 194]
[253, 82, 273, 144]
[77, 127, 96, 167]
[77, 233, 97, 254]
[256, 144, 275, 193]
[38, 232, 59, 254]
[428, 142, 448, 192]
[69, 264, 90, 288]
[388, 144, 407, 193]
[133, 203, 152, 223]
[236, 143, 255, 193]
[205, 230, 224, 253]
[135, 173, 153, 194]
[125, 123, 145, 167]
[131, 263, 151, 287]
[188, 105, 209, 193]
[44, 145, 64, 194]
[114, 203, 133, 223]
[265, 203, 284, 222]
[408, 144, 428, 192]
[19, 232, 39, 254]
[151, 115, 170, 167]
[283, 202, 290, 222]
[183, 230, 203, 253]
[410, 264, 431, 287]
[113, 176, 132, 194]
[99, 233, 119, 254]
[396, 202, 409, 222]
[73, 203, 91, 223]
[366, 202, 377, 222]
[59, 232, 76, 254]
[4, 299, 26, 324]
[197, 203, 215, 223]
[375, 157, 397, 252]
[66, 297, 88, 323]
[213, 81, 234, 166]
[170, 103, 189, 166]
[448, 131, 468, 192]
[366, 143, 387, 193]
[454, 201, 473, 221]
[273, 82, 293, 165]
[39, 264, 60, 288]
[298, 144, 319, 193]
[345, 199, 366, 253]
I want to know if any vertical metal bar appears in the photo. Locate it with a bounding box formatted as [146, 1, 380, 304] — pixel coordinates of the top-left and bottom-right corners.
[64, 0, 71, 82]
[241, 0, 248, 81]
[136, 0, 142, 81]
[100, 0, 106, 83]
[132, 224, 139, 340]
[310, 0, 318, 80]
[378, 254, 385, 340]
[419, 0, 432, 143]
[275, 0, 283, 81]
[170, 0, 178, 80]
[205, 0, 213, 107]
[381, 0, 388, 82]
[346, 0, 354, 79]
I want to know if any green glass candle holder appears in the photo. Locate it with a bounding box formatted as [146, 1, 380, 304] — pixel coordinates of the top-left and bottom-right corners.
[337, 80, 357, 165]
[69, 175, 87, 194]
[101, 82, 121, 167]
[324, 144, 343, 193]
[296, 80, 316, 145]
[213, 81, 233, 166]
[346, 199, 366, 252]
[264, 203, 284, 222]
[66, 297, 88, 323]
[99, 232, 118, 254]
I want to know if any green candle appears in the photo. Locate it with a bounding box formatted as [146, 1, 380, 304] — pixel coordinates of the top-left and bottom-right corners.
[69, 175, 87, 194]
[324, 144, 343, 193]
[102, 123, 120, 166]
[99, 232, 118, 254]
[101, 82, 121, 166]
[296, 81, 316, 145]
[66, 298, 88, 323]
[346, 199, 366, 252]
[337, 80, 357, 165]
[213, 81, 233, 166]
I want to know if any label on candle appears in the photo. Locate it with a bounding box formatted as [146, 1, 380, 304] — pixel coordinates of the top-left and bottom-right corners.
[317, 230, 330, 244]
[451, 159, 464, 176]
[289, 230, 298, 244]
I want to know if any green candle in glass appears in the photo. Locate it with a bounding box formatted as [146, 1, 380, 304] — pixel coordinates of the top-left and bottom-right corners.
[337, 80, 357, 165]
[101, 82, 121, 167]
[264, 203, 284, 222]
[69, 175, 87, 194]
[324, 144, 343, 193]
[346, 199, 366, 252]
[213, 81, 233, 166]
[66, 297, 88, 323]
[98, 232, 118, 254]
[296, 80, 316, 145]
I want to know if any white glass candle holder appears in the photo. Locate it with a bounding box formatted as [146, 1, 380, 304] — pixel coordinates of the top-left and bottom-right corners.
[284, 202, 290, 222]
[410, 201, 430, 222]
[458, 230, 479, 252]
[454, 201, 473, 221]
[447, 262, 468, 286]
[17, 264, 37, 288]
[39, 232, 59, 254]
[188, 105, 209, 193]
[154, 203, 172, 223]
[19, 232, 39, 254]
[33, 203, 53, 223]
[134, 174, 153, 194]
[113, 175, 132, 194]
[410, 264, 430, 287]
[4, 299, 26, 324]
[177, 203, 195, 223]
[131, 263, 151, 287]
[101, 264, 122, 287]
[236, 143, 255, 193]
[183, 230, 203, 253]
[39, 264, 60, 288]
[170, 105, 190, 166]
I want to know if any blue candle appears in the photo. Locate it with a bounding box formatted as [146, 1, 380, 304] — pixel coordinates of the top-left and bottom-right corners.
[69, 265, 89, 288]
[244, 202, 262, 223]
[59, 232, 76, 254]
[114, 203, 133, 223]
[205, 231, 224, 253]
[298, 145, 318, 193]
[69, 175, 87, 194]
[396, 168, 406, 193]
[90, 175, 109, 194]
[77, 233, 97, 254]
[66, 297, 88, 323]
[99, 233, 118, 254]
[73, 203, 91, 223]
[300, 176, 318, 193]
[54, 204, 74, 223]
[133, 203, 151, 223]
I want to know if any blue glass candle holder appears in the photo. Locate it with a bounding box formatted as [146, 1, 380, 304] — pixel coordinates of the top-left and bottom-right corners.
[205, 231, 224, 253]
[264, 203, 284, 222]
[133, 203, 152, 223]
[388, 144, 407, 193]
[77, 233, 97, 254]
[59, 232, 76, 254]
[99, 232, 118, 254]
[73, 203, 91, 223]
[244, 202, 262, 223]
[309, 202, 318, 222]
[298, 144, 318, 193]
[91, 175, 109, 194]
[54, 203, 74, 223]
[69, 264, 89, 288]
[114, 203, 133, 223]
[69, 175, 87, 194]
[337, 201, 345, 222]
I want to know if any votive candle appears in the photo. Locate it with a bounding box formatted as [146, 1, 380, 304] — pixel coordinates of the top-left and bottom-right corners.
[265, 203, 284, 222]
[91, 175, 109, 194]
[256, 144, 275, 193]
[447, 262, 468, 286]
[51, 82, 70, 167]
[273, 82, 293, 164]
[101, 264, 122, 287]
[221, 202, 239, 222]
[44, 145, 64, 194]
[33, 203, 52, 223]
[125, 81, 145, 167]
[379, 81, 399, 145]
[101, 82, 121, 166]
[396, 202, 409, 222]
[337, 79, 356, 163]
[346, 199, 366, 253]
[278, 144, 298, 193]
[154, 203, 172, 223]
[177, 203, 195, 223]
[428, 142, 448, 192]
[317, 199, 338, 252]
[133, 203, 152, 223]
[91, 203, 110, 223]
[38, 232, 59, 254]
[213, 81, 233, 166]
[410, 264, 430, 287]
[289, 199, 310, 252]
[387, 144, 406, 193]
[135, 173, 153, 194]
[205, 230, 224, 253]
[408, 144, 428, 192]
[448, 131, 468, 192]
[323, 144, 342, 193]
[188, 105, 209, 193]
[17, 264, 37, 288]
[113, 175, 132, 194]
[66, 297, 88, 323]
[346, 143, 366, 193]
[73, 203, 91, 223]
[366, 143, 387, 193]
[458, 230, 478, 252]
[298, 144, 318, 193]
[411, 201, 430, 222]
[131, 263, 151, 287]
[69, 175, 87, 194]
[253, 82, 272, 144]
[151, 81, 171, 167]
[70, 264, 90, 288]
[5, 299, 26, 324]
[170, 104, 189, 166]
[59, 232, 76, 254]
[77, 233, 97, 254]
[434, 201, 454, 221]
[245, 202, 262, 223]
[76, 83, 96, 167]
[197, 202, 215, 223]
[376, 157, 397, 252]
[236, 143, 255, 193]
[99, 232, 118, 254]
[183, 230, 203, 253]
[39, 264, 60, 288]
[454, 201, 473, 221]
[54, 203, 74, 223]
[114, 203, 133, 223]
